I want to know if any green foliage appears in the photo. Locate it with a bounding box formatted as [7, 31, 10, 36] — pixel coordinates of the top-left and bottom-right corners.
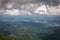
[16, 35, 42, 40]
[0, 35, 15, 40]
[0, 21, 59, 40]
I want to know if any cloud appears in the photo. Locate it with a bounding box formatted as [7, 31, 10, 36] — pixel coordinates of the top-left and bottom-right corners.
[4, 9, 20, 15]
[0, 0, 60, 15]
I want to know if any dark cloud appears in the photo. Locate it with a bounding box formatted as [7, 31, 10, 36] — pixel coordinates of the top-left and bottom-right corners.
[0, 0, 41, 9]
[0, 0, 60, 9]
[0, 0, 41, 4]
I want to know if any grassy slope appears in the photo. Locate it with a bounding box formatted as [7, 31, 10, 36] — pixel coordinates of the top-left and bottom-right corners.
[0, 35, 15, 40]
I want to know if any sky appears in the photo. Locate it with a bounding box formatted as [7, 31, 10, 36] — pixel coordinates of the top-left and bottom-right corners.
[0, 0, 41, 10]
[0, 0, 40, 15]
[0, 0, 59, 9]
[0, 0, 60, 15]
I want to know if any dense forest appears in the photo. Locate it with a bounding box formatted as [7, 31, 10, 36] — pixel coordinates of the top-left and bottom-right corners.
[0, 17, 60, 40]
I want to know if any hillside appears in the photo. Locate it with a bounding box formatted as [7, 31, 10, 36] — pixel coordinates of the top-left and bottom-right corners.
[0, 20, 60, 40]
[0, 35, 15, 40]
